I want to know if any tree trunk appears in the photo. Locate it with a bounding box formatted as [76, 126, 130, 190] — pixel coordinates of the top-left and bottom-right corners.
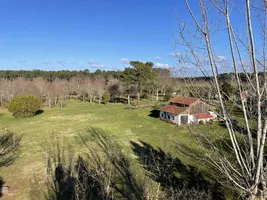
[137, 93, 140, 106]
[87, 93, 91, 103]
[60, 98, 63, 109]
[127, 95, 130, 105]
[98, 97, 101, 104]
[48, 97, 51, 110]
[156, 89, 159, 101]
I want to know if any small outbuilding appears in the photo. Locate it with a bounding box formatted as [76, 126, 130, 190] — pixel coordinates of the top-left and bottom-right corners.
[159, 96, 216, 125]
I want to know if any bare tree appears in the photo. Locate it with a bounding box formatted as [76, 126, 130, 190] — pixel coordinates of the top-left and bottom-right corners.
[153, 68, 172, 101]
[94, 76, 105, 104]
[177, 0, 267, 199]
[32, 77, 48, 102]
[107, 76, 124, 102]
[84, 78, 95, 104]
[70, 76, 85, 101]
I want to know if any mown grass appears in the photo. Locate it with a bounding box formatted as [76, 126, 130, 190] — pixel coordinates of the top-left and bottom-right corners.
[0, 100, 229, 200]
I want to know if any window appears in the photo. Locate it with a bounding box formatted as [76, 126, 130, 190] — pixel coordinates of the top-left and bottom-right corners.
[172, 116, 174, 120]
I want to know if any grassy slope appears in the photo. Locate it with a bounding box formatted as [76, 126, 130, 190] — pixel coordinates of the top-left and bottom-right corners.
[0, 100, 227, 200]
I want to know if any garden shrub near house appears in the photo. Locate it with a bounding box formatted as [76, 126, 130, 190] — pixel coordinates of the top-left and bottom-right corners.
[8, 95, 41, 118]
[199, 120, 205, 125]
[164, 92, 172, 101]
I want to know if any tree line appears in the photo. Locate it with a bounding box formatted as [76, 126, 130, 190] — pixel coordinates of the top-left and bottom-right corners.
[0, 61, 175, 107]
[0, 60, 246, 109]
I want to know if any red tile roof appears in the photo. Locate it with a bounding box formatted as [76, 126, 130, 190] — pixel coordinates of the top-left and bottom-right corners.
[194, 113, 214, 119]
[160, 105, 188, 115]
[170, 96, 199, 105]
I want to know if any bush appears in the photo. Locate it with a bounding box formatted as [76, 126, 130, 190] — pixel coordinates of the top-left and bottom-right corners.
[103, 91, 111, 104]
[221, 81, 236, 100]
[164, 92, 173, 101]
[209, 119, 214, 124]
[8, 95, 41, 118]
[142, 93, 149, 99]
[199, 120, 205, 125]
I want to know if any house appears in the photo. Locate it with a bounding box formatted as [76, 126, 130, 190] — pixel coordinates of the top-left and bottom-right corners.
[159, 96, 216, 125]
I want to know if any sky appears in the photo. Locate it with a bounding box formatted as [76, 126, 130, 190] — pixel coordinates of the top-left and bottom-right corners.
[0, 0, 262, 73]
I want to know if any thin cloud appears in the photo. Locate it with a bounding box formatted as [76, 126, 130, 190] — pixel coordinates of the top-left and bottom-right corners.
[216, 56, 227, 61]
[41, 62, 49, 65]
[169, 52, 184, 57]
[57, 60, 67, 66]
[18, 61, 26, 64]
[88, 60, 95, 65]
[91, 63, 105, 68]
[120, 58, 129, 64]
[154, 56, 162, 60]
[71, 62, 79, 65]
[169, 52, 177, 57]
[154, 63, 170, 68]
[88, 60, 105, 68]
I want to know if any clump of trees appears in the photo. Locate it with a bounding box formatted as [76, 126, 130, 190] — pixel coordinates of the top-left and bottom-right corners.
[8, 95, 41, 118]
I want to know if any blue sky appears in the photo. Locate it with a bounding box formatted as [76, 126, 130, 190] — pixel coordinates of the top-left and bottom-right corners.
[0, 0, 262, 72]
[0, 0, 187, 71]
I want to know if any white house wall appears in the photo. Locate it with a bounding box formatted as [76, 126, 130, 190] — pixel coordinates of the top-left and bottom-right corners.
[178, 114, 191, 125]
[208, 111, 217, 118]
[189, 115, 197, 124]
[160, 111, 215, 125]
[159, 111, 180, 125]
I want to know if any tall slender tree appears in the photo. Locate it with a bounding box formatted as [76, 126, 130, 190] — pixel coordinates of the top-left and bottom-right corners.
[129, 61, 155, 106]
[177, 0, 267, 199]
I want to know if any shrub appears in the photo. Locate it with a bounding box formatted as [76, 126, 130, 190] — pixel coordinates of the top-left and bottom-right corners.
[164, 92, 172, 101]
[8, 95, 41, 118]
[142, 93, 149, 99]
[103, 91, 111, 104]
[221, 81, 236, 100]
[199, 120, 205, 125]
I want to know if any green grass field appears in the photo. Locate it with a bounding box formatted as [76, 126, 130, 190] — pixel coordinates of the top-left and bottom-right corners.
[0, 100, 229, 200]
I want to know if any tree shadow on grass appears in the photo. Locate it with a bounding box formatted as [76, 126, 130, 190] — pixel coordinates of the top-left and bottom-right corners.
[130, 140, 223, 200]
[0, 130, 21, 197]
[42, 143, 77, 200]
[42, 128, 147, 200]
[35, 110, 44, 116]
[148, 109, 160, 118]
[80, 127, 147, 200]
[110, 97, 128, 104]
[0, 177, 4, 198]
[0, 131, 21, 168]
[219, 120, 257, 138]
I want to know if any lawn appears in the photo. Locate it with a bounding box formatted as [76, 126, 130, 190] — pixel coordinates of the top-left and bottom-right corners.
[0, 100, 228, 200]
